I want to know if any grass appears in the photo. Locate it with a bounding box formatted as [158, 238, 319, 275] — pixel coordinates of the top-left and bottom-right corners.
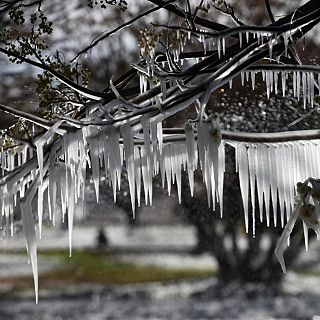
[0, 250, 216, 292]
[41, 250, 215, 284]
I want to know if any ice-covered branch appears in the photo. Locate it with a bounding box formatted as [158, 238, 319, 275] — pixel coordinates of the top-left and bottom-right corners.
[158, 128, 320, 144]
[0, 103, 68, 133]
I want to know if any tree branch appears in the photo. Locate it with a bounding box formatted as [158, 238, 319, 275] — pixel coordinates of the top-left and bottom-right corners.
[0, 47, 106, 101]
[0, 103, 69, 133]
[265, 0, 275, 23]
[72, 0, 176, 62]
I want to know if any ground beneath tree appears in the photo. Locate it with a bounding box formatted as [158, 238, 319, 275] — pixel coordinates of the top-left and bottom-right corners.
[0, 274, 320, 320]
[0, 225, 320, 319]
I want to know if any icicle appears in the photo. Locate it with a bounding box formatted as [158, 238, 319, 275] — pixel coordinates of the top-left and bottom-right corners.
[120, 124, 136, 216]
[261, 145, 271, 226]
[268, 39, 273, 60]
[222, 37, 225, 55]
[157, 122, 163, 155]
[21, 200, 38, 303]
[140, 147, 150, 204]
[237, 143, 249, 233]
[59, 164, 67, 220]
[247, 145, 256, 236]
[274, 71, 278, 95]
[282, 72, 286, 97]
[270, 70, 274, 94]
[276, 146, 286, 227]
[150, 121, 158, 179]
[185, 121, 195, 196]
[37, 181, 47, 238]
[297, 71, 301, 101]
[204, 149, 211, 208]
[266, 70, 270, 99]
[251, 71, 255, 90]
[67, 171, 75, 257]
[269, 145, 278, 227]
[35, 145, 44, 185]
[255, 145, 264, 223]
[87, 134, 101, 203]
[134, 147, 142, 207]
[283, 32, 288, 57]
[203, 35, 207, 55]
[208, 113, 222, 205]
[218, 142, 225, 218]
[107, 126, 122, 201]
[302, 71, 307, 108]
[217, 37, 221, 59]
[310, 73, 314, 108]
[293, 72, 297, 98]
[173, 144, 182, 204]
[48, 167, 57, 225]
[240, 72, 245, 86]
[197, 121, 209, 170]
[163, 145, 172, 196]
[307, 73, 311, 106]
[303, 221, 309, 251]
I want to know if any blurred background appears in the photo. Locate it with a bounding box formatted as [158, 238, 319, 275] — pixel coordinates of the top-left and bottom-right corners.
[0, 0, 320, 319]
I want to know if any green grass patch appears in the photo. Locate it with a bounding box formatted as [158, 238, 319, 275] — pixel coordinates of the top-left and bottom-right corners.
[39, 249, 215, 285]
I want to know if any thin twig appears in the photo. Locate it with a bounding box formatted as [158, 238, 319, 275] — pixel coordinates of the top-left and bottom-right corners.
[72, 0, 176, 62]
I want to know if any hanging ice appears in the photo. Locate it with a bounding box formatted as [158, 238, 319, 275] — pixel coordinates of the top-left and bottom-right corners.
[21, 199, 38, 304]
[120, 123, 136, 216]
[235, 143, 250, 233]
[84, 126, 101, 203]
[185, 121, 195, 196]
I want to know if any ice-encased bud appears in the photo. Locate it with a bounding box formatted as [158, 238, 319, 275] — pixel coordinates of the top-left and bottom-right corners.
[209, 113, 222, 144]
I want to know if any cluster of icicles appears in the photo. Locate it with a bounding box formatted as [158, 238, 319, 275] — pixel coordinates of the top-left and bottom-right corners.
[139, 27, 320, 112]
[239, 69, 320, 109]
[1, 117, 320, 302]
